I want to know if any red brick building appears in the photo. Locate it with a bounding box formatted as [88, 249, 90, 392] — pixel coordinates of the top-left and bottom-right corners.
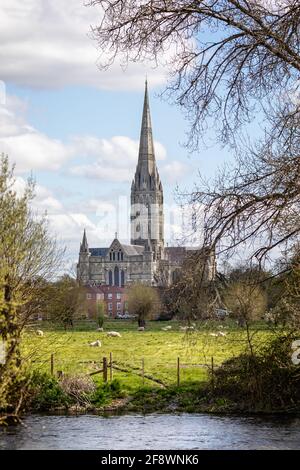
[85, 285, 127, 319]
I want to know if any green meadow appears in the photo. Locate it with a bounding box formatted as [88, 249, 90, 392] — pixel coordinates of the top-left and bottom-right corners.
[23, 319, 275, 392]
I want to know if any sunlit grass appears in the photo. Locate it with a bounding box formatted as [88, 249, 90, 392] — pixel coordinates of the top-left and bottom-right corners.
[23, 319, 275, 391]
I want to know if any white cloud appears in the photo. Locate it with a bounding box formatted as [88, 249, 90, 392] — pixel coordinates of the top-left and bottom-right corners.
[0, 95, 72, 172]
[69, 135, 167, 182]
[12, 176, 63, 214]
[0, 94, 169, 180]
[0, 0, 167, 91]
[161, 161, 190, 183]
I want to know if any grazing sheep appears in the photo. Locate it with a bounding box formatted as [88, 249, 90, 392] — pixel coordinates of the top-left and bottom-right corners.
[96, 327, 104, 332]
[107, 331, 122, 338]
[179, 326, 194, 331]
[89, 340, 101, 347]
[138, 327, 145, 331]
[210, 331, 227, 337]
[165, 325, 172, 330]
[36, 330, 44, 337]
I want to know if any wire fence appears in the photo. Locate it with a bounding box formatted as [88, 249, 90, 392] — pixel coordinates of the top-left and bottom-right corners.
[32, 353, 216, 388]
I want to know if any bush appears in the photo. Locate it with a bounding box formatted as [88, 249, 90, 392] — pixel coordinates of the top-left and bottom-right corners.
[28, 371, 70, 411]
[90, 379, 125, 406]
[213, 333, 300, 411]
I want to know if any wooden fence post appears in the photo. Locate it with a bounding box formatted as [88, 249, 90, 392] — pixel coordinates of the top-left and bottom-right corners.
[50, 353, 54, 376]
[110, 352, 113, 382]
[142, 358, 145, 386]
[177, 357, 180, 387]
[103, 357, 108, 383]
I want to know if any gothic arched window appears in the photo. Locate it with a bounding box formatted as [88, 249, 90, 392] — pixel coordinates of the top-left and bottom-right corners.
[121, 270, 125, 287]
[108, 270, 113, 286]
[114, 266, 120, 287]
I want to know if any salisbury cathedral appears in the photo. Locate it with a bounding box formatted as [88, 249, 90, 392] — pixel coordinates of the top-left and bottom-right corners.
[77, 82, 216, 287]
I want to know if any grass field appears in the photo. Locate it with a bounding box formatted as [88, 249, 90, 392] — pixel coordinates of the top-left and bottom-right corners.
[23, 319, 275, 392]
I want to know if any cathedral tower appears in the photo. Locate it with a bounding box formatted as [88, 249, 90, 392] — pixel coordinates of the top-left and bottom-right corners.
[130, 81, 164, 260]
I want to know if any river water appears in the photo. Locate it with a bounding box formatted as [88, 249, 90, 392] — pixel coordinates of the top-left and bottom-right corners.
[0, 413, 300, 450]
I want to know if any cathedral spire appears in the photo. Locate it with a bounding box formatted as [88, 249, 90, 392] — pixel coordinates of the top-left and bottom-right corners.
[137, 79, 156, 174]
[80, 228, 89, 253]
[131, 81, 164, 258]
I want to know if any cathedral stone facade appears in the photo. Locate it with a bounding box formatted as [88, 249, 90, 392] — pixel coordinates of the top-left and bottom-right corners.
[77, 82, 216, 287]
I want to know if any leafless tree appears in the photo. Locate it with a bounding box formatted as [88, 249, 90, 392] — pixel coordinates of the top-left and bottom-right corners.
[168, 250, 220, 320]
[127, 283, 161, 326]
[267, 248, 300, 327]
[88, 0, 300, 148]
[88, 0, 300, 265]
[186, 130, 300, 263]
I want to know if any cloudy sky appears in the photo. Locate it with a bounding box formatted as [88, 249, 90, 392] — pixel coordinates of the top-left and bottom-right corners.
[0, 0, 231, 265]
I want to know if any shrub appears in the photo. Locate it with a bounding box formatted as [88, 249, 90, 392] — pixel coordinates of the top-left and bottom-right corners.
[90, 379, 125, 405]
[28, 371, 70, 411]
[213, 333, 300, 411]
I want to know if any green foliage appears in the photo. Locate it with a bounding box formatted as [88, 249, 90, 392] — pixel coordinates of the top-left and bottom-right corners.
[27, 372, 125, 411]
[90, 379, 125, 405]
[28, 371, 70, 411]
[0, 155, 61, 415]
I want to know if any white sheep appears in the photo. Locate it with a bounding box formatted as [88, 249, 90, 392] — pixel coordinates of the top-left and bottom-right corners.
[96, 327, 104, 332]
[138, 327, 145, 331]
[209, 331, 227, 337]
[179, 326, 194, 331]
[36, 329, 44, 337]
[165, 325, 172, 330]
[107, 331, 122, 338]
[89, 340, 101, 347]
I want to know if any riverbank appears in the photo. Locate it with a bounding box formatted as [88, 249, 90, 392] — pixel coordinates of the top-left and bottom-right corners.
[18, 379, 300, 418]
